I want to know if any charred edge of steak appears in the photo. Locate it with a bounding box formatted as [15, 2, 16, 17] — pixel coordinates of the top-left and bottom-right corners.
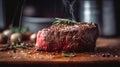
[36, 22, 99, 52]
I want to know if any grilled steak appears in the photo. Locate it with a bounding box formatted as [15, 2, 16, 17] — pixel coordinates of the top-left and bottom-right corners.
[35, 23, 98, 52]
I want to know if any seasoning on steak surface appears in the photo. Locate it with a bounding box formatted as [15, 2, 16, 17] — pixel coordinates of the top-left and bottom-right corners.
[36, 19, 98, 52]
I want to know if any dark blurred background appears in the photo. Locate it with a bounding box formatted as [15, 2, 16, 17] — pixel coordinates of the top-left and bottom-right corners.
[0, 0, 120, 37]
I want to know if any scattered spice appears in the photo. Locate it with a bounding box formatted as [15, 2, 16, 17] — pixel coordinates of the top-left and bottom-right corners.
[114, 55, 119, 58]
[90, 54, 97, 57]
[101, 53, 111, 57]
[101, 53, 119, 58]
[90, 53, 119, 58]
[0, 48, 7, 51]
[0, 40, 35, 52]
[52, 52, 56, 55]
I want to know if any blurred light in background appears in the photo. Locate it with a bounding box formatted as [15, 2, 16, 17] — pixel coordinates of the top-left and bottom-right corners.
[80, 0, 101, 35]
[83, 1, 91, 22]
[2, 0, 120, 37]
[80, 0, 99, 24]
[80, 0, 116, 37]
[0, 0, 4, 29]
[102, 0, 116, 36]
[23, 6, 36, 16]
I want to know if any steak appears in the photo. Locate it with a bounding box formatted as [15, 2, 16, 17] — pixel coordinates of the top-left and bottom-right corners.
[35, 23, 98, 52]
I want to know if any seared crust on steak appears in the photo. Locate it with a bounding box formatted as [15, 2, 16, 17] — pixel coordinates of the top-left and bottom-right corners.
[36, 22, 98, 52]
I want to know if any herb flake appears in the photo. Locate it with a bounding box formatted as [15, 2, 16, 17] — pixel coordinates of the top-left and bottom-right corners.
[62, 51, 77, 57]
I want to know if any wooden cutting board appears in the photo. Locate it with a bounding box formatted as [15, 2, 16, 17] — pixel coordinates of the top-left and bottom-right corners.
[0, 38, 120, 66]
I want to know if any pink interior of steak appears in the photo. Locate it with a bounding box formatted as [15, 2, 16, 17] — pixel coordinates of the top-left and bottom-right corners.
[36, 23, 98, 52]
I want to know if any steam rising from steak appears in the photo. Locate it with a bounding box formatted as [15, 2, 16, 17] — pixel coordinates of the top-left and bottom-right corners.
[36, 23, 98, 52]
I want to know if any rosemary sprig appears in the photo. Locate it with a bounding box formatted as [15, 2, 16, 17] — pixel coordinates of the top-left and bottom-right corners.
[53, 18, 77, 25]
[11, 42, 17, 53]
[3, 40, 35, 52]
[62, 51, 77, 57]
[10, 26, 29, 34]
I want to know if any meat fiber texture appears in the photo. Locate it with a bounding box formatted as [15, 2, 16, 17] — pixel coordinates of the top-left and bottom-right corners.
[36, 23, 98, 52]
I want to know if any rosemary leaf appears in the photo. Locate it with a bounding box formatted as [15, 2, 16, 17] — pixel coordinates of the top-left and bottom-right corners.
[53, 18, 77, 25]
[62, 51, 77, 57]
